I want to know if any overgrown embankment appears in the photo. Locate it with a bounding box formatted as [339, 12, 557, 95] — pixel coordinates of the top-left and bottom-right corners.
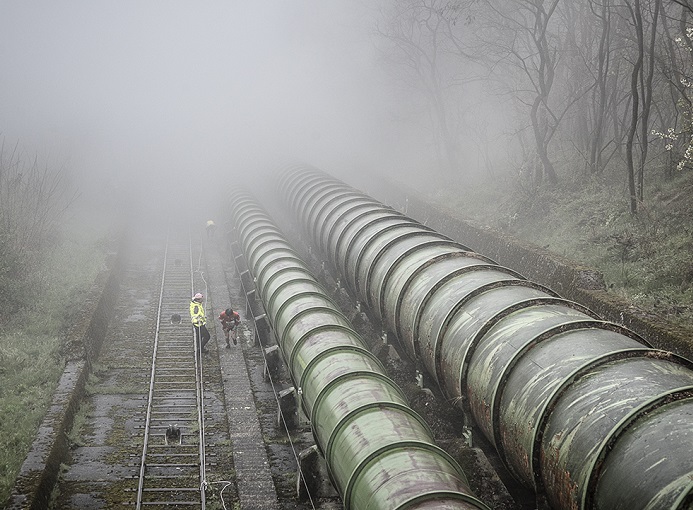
[0, 143, 120, 505]
[0, 228, 116, 506]
[364, 168, 693, 360]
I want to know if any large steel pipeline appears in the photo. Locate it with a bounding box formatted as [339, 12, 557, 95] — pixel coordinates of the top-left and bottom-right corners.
[228, 189, 490, 510]
[277, 164, 693, 510]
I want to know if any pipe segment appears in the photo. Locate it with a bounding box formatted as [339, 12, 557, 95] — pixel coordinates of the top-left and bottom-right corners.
[228, 189, 489, 510]
[278, 164, 693, 510]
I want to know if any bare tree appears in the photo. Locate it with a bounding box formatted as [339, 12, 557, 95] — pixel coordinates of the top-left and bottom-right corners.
[585, 0, 621, 174]
[473, 0, 593, 185]
[374, 0, 478, 176]
[654, 3, 693, 176]
[618, 0, 662, 214]
[0, 139, 77, 319]
[670, 0, 693, 14]
[371, 0, 693, 213]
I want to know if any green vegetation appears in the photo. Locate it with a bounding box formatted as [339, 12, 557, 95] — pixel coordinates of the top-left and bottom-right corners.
[0, 143, 77, 322]
[0, 142, 111, 504]
[428, 168, 693, 329]
[0, 225, 108, 504]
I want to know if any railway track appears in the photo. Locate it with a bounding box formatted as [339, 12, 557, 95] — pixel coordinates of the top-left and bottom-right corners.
[134, 235, 207, 508]
[33, 227, 288, 509]
[13, 165, 692, 510]
[7, 210, 552, 510]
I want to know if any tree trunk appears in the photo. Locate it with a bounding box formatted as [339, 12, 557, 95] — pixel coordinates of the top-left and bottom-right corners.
[637, 0, 661, 201]
[431, 87, 459, 175]
[590, 0, 612, 174]
[625, 0, 644, 215]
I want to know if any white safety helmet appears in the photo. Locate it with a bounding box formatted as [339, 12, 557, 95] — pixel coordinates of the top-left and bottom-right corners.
[193, 293, 203, 301]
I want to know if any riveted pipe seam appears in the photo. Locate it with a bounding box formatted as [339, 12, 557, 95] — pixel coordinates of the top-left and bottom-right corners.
[455, 296, 596, 384]
[300, 346, 386, 398]
[309, 194, 373, 250]
[291, 177, 328, 212]
[528, 347, 668, 489]
[272, 295, 340, 330]
[342, 441, 471, 510]
[353, 223, 440, 304]
[276, 305, 350, 344]
[498, 332, 649, 486]
[341, 215, 414, 287]
[252, 253, 305, 291]
[425, 283, 559, 395]
[244, 233, 285, 265]
[278, 165, 693, 510]
[369, 238, 466, 318]
[229, 189, 489, 510]
[307, 190, 358, 243]
[246, 241, 301, 273]
[539, 352, 693, 507]
[391, 252, 490, 353]
[302, 182, 350, 225]
[593, 394, 693, 509]
[325, 203, 392, 266]
[362, 232, 456, 307]
[251, 248, 302, 285]
[583, 385, 693, 508]
[324, 401, 434, 464]
[263, 271, 317, 309]
[298, 182, 344, 227]
[401, 263, 519, 360]
[291, 324, 364, 380]
[267, 287, 328, 322]
[312, 374, 409, 449]
[379, 246, 484, 335]
[309, 370, 403, 432]
[486, 319, 648, 460]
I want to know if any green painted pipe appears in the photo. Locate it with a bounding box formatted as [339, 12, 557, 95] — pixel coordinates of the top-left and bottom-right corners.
[279, 165, 693, 510]
[229, 190, 489, 510]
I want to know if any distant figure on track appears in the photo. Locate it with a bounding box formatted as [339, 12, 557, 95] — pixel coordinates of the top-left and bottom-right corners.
[190, 292, 210, 353]
[219, 307, 241, 347]
[206, 220, 216, 240]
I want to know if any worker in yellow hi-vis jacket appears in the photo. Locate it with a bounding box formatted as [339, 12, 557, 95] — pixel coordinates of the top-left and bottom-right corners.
[189, 292, 210, 353]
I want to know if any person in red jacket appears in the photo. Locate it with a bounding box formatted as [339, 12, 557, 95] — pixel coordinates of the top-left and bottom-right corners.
[219, 307, 241, 347]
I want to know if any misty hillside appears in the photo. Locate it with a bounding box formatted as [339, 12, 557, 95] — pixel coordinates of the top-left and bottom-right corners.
[424, 167, 693, 330]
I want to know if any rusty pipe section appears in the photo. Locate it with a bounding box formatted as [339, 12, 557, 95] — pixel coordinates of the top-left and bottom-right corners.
[228, 189, 489, 510]
[278, 164, 693, 510]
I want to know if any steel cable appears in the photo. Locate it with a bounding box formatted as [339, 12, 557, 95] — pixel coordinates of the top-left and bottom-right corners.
[229, 238, 318, 510]
[192, 230, 208, 508]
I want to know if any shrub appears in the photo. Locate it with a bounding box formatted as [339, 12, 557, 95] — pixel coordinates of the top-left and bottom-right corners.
[0, 140, 77, 324]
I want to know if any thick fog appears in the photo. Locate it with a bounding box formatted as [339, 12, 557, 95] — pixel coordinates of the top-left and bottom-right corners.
[1, 1, 424, 225]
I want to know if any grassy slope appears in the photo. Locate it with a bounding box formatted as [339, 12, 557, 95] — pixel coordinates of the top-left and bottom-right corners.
[0, 224, 109, 504]
[425, 169, 693, 330]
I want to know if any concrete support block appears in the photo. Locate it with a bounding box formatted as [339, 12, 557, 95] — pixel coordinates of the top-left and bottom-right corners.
[296, 445, 338, 501]
[276, 386, 297, 430]
[239, 267, 252, 290]
[263, 344, 280, 381]
[254, 314, 270, 347]
[245, 288, 256, 319]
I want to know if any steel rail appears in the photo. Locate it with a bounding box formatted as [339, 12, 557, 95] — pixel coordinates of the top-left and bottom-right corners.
[226, 230, 319, 510]
[135, 234, 170, 509]
[134, 230, 208, 509]
[191, 231, 207, 507]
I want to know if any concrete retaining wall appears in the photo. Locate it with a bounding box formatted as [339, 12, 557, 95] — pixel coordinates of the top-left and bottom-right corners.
[7, 240, 125, 510]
